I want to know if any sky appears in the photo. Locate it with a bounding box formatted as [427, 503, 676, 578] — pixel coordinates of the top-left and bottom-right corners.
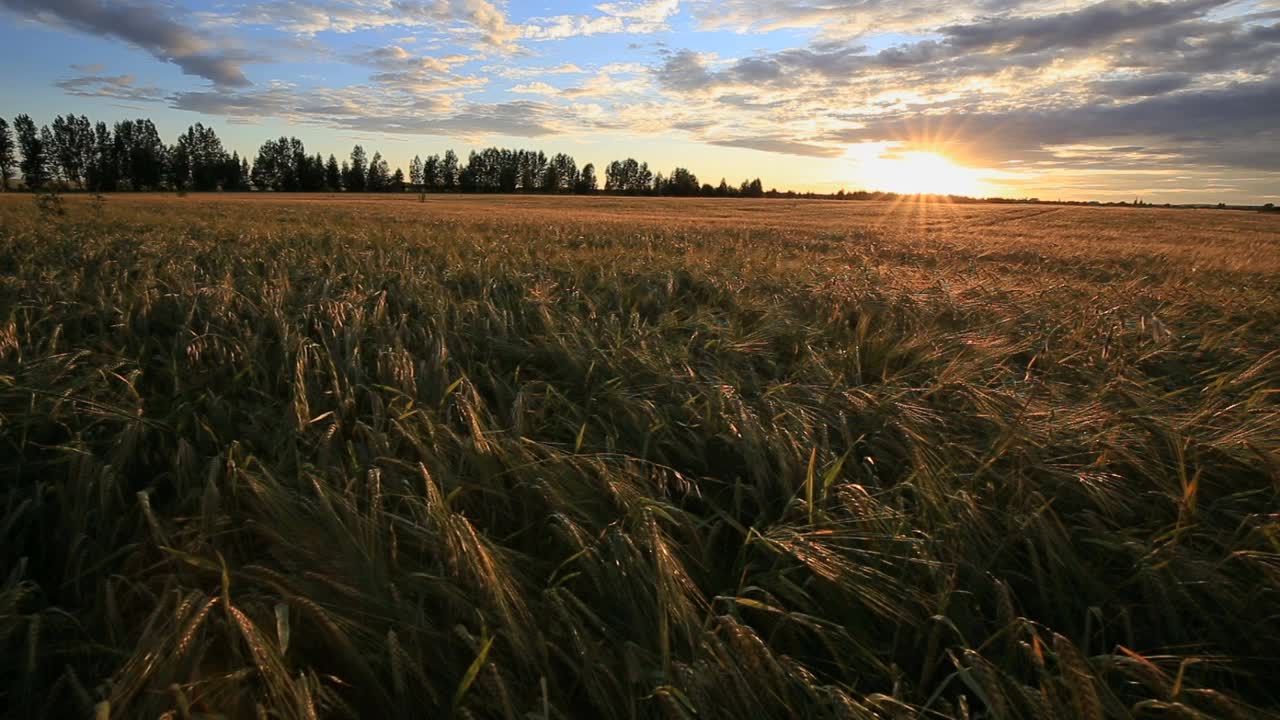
[1, 0, 1278, 203]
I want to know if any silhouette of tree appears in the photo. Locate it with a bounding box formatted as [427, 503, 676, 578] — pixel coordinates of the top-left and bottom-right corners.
[50, 114, 94, 188]
[251, 138, 291, 191]
[347, 145, 368, 192]
[441, 149, 459, 191]
[409, 155, 423, 188]
[110, 119, 164, 190]
[223, 151, 248, 191]
[0, 118, 14, 191]
[423, 154, 440, 190]
[366, 152, 390, 191]
[87, 121, 117, 191]
[667, 167, 699, 196]
[325, 154, 342, 191]
[167, 139, 191, 191]
[13, 115, 48, 189]
[576, 163, 597, 194]
[176, 124, 229, 191]
[3, 111, 776, 198]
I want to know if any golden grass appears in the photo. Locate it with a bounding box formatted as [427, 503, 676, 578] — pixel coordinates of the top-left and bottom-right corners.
[0, 192, 1277, 718]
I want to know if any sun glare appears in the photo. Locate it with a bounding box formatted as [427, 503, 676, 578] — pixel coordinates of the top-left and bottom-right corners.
[866, 151, 989, 197]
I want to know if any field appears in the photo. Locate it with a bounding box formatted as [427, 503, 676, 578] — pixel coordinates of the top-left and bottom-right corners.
[1, 193, 1278, 719]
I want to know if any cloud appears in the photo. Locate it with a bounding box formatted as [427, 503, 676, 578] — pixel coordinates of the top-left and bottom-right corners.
[708, 136, 846, 158]
[209, 0, 519, 48]
[56, 72, 164, 102]
[1096, 73, 1193, 97]
[170, 81, 559, 139]
[827, 79, 1280, 170]
[352, 44, 485, 92]
[0, 0, 254, 86]
[524, 0, 679, 39]
[939, 0, 1230, 55]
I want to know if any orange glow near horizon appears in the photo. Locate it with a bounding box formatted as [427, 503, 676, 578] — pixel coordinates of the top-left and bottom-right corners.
[863, 150, 991, 197]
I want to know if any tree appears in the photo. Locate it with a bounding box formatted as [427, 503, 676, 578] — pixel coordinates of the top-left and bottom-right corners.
[441, 149, 458, 191]
[222, 151, 248, 191]
[114, 119, 165, 190]
[605, 158, 651, 194]
[546, 153, 578, 193]
[409, 155, 423, 188]
[366, 152, 389, 191]
[167, 140, 191, 191]
[13, 114, 48, 189]
[667, 167, 699, 196]
[252, 138, 292, 191]
[177, 123, 229, 191]
[576, 163, 597, 194]
[423, 154, 440, 190]
[50, 114, 94, 188]
[87, 121, 117, 191]
[0, 118, 14, 191]
[347, 145, 367, 192]
[391, 168, 405, 192]
[325, 154, 342, 191]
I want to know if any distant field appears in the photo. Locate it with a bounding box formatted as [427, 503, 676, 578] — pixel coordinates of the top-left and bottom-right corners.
[1, 193, 1278, 718]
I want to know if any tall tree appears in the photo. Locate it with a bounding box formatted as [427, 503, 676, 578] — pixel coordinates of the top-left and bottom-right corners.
[366, 151, 389, 191]
[114, 119, 165, 190]
[409, 155, 423, 188]
[667, 167, 699, 196]
[13, 114, 48, 189]
[347, 145, 367, 192]
[178, 123, 229, 191]
[423, 154, 439, 190]
[576, 163, 597, 194]
[222, 151, 248, 191]
[50, 114, 94, 188]
[0, 118, 14, 191]
[167, 140, 191, 191]
[441, 149, 458, 191]
[251, 138, 288, 191]
[546, 153, 578, 193]
[87, 121, 117, 191]
[325, 154, 342, 191]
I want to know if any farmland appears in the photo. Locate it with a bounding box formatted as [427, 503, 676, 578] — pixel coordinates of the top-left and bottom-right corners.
[1, 193, 1278, 718]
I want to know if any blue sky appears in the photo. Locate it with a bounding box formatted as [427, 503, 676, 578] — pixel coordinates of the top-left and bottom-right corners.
[1, 0, 1278, 201]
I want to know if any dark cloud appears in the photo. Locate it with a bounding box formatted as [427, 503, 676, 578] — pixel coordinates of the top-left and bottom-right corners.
[1096, 73, 1193, 97]
[709, 137, 846, 158]
[656, 49, 716, 91]
[0, 0, 254, 86]
[828, 79, 1280, 170]
[940, 0, 1228, 54]
[57, 72, 164, 102]
[171, 86, 555, 138]
[659, 0, 1272, 95]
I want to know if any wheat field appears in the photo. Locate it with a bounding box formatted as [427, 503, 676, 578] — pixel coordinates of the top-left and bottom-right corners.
[1, 193, 1278, 718]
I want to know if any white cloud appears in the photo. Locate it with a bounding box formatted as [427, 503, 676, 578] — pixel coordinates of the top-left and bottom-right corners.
[523, 0, 679, 40]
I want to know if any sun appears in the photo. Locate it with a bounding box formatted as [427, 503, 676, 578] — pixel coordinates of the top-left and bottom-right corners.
[865, 151, 989, 197]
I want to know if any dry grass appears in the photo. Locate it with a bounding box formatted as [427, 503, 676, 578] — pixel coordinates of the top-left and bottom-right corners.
[1, 192, 1278, 718]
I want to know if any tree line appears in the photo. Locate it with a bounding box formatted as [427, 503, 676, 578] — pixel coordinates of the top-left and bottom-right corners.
[0, 113, 764, 197]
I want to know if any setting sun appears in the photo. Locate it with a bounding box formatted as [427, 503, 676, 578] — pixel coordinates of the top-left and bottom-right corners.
[867, 151, 990, 197]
